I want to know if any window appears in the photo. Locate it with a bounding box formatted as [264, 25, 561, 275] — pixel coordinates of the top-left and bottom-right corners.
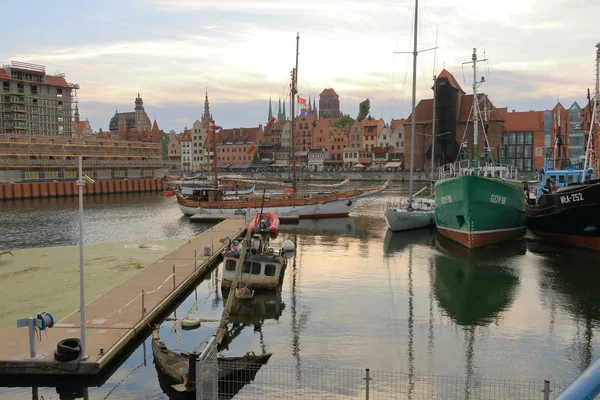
[225, 260, 236, 272]
[242, 261, 251, 273]
[251, 262, 261, 275]
[264, 264, 276, 276]
[17, 83, 24, 93]
[2, 82, 8, 92]
[31, 85, 37, 94]
[502, 131, 533, 171]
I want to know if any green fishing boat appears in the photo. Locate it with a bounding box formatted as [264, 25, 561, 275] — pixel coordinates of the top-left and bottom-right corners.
[434, 49, 527, 249]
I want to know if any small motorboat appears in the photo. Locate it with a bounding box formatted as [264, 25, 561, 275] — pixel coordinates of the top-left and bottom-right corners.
[152, 328, 271, 399]
[247, 212, 280, 234]
[163, 191, 176, 197]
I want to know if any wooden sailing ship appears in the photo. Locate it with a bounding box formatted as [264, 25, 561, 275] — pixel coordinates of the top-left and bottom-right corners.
[177, 33, 388, 218]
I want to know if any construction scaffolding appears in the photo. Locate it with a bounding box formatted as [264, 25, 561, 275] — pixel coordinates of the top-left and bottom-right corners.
[0, 133, 176, 182]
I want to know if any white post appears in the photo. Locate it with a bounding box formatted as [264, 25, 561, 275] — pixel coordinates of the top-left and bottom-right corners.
[77, 156, 87, 359]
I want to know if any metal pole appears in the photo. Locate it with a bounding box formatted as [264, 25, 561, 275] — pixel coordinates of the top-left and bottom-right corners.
[141, 289, 145, 317]
[542, 380, 551, 400]
[407, 0, 418, 206]
[28, 318, 36, 358]
[78, 156, 87, 359]
[172, 264, 176, 290]
[365, 368, 371, 400]
[472, 48, 479, 169]
[194, 250, 197, 271]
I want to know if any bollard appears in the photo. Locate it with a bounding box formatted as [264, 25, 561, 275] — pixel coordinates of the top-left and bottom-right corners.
[141, 289, 146, 317]
[172, 264, 176, 290]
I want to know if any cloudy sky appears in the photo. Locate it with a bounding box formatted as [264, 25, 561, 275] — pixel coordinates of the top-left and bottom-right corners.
[2, 0, 598, 133]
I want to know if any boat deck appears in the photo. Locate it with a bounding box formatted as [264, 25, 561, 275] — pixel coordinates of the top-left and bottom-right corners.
[0, 218, 246, 377]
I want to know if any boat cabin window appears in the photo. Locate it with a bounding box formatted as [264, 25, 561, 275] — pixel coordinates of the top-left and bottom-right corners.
[264, 264, 276, 276]
[558, 175, 565, 184]
[225, 260, 237, 272]
[251, 262, 261, 275]
[567, 175, 573, 184]
[242, 261, 251, 273]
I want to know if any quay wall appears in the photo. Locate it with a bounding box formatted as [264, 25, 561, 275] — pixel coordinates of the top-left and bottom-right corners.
[0, 178, 165, 201]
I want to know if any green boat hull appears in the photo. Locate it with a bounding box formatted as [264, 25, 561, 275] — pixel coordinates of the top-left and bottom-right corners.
[434, 175, 527, 248]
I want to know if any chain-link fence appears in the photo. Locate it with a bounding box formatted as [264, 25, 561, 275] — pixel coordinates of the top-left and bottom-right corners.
[196, 336, 218, 400]
[195, 361, 571, 400]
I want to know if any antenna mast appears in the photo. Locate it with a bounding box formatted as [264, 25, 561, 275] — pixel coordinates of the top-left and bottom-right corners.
[583, 42, 600, 182]
[463, 48, 487, 169]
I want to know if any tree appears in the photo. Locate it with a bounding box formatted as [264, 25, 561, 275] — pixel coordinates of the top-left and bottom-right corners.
[357, 99, 371, 122]
[332, 114, 355, 130]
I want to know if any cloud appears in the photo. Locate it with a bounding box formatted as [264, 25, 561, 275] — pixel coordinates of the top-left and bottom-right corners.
[5, 0, 599, 133]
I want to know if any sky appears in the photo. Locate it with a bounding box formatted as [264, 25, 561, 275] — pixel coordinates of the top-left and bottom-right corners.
[2, 0, 599, 133]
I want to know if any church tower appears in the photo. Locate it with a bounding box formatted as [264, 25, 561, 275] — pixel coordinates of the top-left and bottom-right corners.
[135, 92, 145, 132]
[268, 97, 273, 120]
[202, 89, 212, 125]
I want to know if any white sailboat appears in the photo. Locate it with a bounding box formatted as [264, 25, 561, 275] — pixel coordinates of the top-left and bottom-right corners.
[385, 0, 435, 232]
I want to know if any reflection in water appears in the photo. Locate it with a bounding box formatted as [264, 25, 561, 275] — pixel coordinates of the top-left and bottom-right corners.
[382, 228, 435, 257]
[283, 216, 380, 239]
[407, 246, 415, 400]
[433, 233, 521, 399]
[531, 240, 600, 372]
[289, 234, 302, 386]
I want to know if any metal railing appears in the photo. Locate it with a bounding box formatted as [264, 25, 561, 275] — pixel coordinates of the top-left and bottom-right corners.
[438, 159, 519, 181]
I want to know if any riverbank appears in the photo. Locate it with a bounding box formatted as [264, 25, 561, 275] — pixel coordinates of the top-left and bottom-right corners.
[0, 238, 189, 327]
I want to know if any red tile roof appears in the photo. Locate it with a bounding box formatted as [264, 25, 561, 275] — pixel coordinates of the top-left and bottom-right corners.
[0, 69, 9, 79]
[391, 118, 407, 131]
[405, 99, 434, 123]
[181, 129, 192, 141]
[457, 94, 505, 123]
[320, 88, 338, 97]
[437, 69, 464, 93]
[372, 146, 392, 154]
[152, 120, 160, 133]
[45, 75, 69, 87]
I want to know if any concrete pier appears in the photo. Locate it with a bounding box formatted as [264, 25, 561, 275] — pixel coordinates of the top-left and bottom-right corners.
[0, 218, 246, 377]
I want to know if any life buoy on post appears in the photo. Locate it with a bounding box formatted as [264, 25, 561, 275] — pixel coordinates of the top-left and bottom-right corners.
[284, 187, 294, 198]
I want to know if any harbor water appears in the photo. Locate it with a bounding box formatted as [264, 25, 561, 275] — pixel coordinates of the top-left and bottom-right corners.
[1, 183, 600, 399]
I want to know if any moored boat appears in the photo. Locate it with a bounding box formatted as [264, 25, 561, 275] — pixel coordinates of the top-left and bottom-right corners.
[434, 48, 527, 249]
[247, 212, 280, 234]
[528, 44, 600, 251]
[176, 183, 388, 218]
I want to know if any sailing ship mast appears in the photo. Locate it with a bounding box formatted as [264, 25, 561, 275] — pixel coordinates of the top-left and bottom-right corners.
[290, 33, 299, 192]
[407, 0, 419, 206]
[464, 49, 487, 170]
[430, 28, 438, 196]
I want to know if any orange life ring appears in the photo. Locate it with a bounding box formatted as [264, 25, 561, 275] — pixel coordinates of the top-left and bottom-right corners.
[284, 187, 294, 197]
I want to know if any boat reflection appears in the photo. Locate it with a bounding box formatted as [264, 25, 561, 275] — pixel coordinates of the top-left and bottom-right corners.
[281, 216, 380, 238]
[218, 289, 285, 350]
[433, 233, 521, 399]
[433, 233, 521, 326]
[532, 241, 600, 372]
[383, 227, 435, 256]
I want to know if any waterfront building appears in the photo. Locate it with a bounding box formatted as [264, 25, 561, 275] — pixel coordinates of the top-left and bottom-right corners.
[319, 88, 340, 119]
[372, 146, 394, 169]
[167, 132, 181, 164]
[502, 110, 546, 170]
[567, 102, 585, 159]
[180, 128, 191, 171]
[307, 148, 328, 171]
[362, 118, 385, 151]
[0, 133, 162, 182]
[280, 120, 292, 149]
[294, 110, 317, 152]
[378, 126, 392, 148]
[0, 61, 78, 136]
[389, 118, 406, 162]
[348, 120, 364, 152]
[109, 93, 152, 135]
[204, 125, 264, 169]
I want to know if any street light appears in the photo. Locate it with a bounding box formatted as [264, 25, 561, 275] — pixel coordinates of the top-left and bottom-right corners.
[76, 156, 94, 360]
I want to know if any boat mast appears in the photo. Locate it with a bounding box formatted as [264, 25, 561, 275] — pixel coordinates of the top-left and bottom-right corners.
[430, 27, 438, 196]
[471, 49, 479, 170]
[407, 0, 419, 205]
[290, 33, 299, 192]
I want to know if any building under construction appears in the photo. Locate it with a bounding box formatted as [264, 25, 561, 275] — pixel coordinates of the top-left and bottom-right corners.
[0, 133, 165, 183]
[0, 61, 79, 136]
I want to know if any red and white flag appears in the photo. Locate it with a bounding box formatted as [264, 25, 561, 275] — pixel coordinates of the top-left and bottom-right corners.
[297, 95, 307, 105]
[246, 144, 256, 155]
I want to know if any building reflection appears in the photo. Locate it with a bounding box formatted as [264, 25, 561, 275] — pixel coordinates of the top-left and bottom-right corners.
[531, 239, 600, 372]
[282, 216, 380, 239]
[382, 228, 435, 257]
[433, 233, 522, 399]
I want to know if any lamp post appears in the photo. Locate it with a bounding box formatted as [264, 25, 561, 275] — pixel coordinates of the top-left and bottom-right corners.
[76, 156, 93, 360]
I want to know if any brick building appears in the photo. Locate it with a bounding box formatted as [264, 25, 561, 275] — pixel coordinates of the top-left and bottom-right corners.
[319, 88, 340, 119]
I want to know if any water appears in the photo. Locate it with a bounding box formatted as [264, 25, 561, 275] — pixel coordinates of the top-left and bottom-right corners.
[1, 185, 600, 399]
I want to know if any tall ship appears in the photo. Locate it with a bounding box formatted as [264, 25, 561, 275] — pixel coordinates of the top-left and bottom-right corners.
[177, 34, 388, 218]
[434, 49, 527, 249]
[527, 43, 600, 251]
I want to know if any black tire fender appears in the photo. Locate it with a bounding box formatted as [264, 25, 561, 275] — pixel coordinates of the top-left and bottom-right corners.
[56, 338, 81, 356]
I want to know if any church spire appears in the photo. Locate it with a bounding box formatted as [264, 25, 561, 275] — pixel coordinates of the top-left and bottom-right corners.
[313, 97, 317, 118]
[74, 102, 80, 124]
[203, 89, 211, 123]
[268, 97, 273, 120]
[308, 95, 312, 111]
[283, 100, 287, 120]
